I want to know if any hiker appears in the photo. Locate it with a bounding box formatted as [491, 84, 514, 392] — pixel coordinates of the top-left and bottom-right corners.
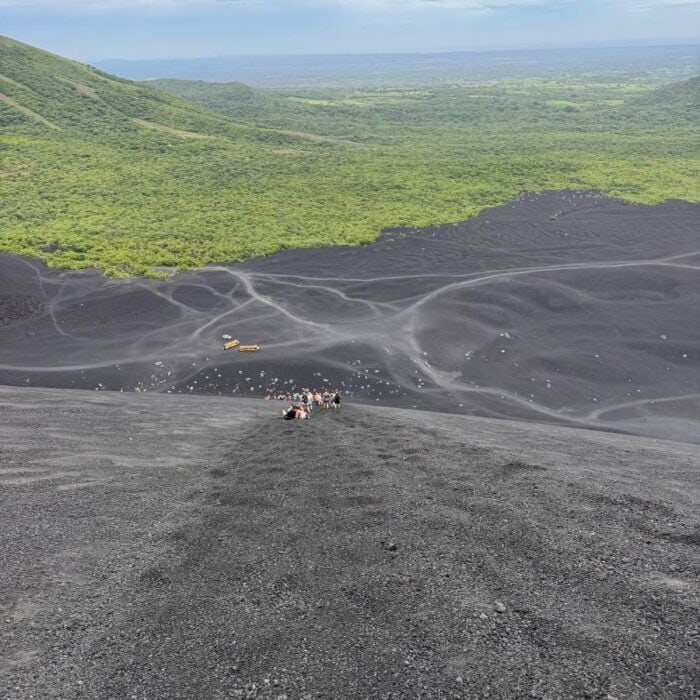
[333, 390, 341, 409]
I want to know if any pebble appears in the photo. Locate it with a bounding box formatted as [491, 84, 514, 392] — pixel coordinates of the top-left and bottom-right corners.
[494, 601, 507, 614]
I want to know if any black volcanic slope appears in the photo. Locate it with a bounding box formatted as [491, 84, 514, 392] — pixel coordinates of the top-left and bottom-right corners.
[1, 192, 699, 442]
[1, 387, 699, 699]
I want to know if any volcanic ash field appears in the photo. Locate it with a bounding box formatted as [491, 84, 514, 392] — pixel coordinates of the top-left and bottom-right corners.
[1, 192, 699, 442]
[1, 387, 699, 698]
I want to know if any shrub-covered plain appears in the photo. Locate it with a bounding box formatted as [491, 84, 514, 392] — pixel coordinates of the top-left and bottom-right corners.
[1, 35, 698, 276]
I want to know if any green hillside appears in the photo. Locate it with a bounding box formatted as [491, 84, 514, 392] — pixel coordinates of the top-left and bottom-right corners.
[632, 75, 700, 124]
[0, 37, 261, 140]
[1, 35, 699, 276]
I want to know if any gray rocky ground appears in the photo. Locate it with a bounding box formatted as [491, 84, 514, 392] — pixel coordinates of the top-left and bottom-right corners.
[1, 386, 698, 699]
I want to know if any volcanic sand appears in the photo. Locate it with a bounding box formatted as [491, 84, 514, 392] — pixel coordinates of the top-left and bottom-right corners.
[1, 191, 699, 442]
[0, 386, 698, 698]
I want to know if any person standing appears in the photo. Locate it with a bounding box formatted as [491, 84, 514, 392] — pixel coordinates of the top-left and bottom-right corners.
[333, 390, 341, 410]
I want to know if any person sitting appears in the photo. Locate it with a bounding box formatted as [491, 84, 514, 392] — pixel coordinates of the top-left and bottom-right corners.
[283, 403, 309, 420]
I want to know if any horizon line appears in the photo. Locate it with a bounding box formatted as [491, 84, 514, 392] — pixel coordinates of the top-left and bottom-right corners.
[90, 37, 700, 65]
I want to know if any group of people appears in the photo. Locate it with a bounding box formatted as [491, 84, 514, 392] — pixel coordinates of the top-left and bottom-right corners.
[280, 388, 341, 420]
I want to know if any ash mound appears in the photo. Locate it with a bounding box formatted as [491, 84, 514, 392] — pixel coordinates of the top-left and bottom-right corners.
[1, 192, 699, 442]
[1, 387, 698, 698]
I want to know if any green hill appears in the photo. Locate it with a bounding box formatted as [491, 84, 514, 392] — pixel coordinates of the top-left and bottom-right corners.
[0, 36, 257, 141]
[635, 75, 700, 124]
[0, 36, 698, 276]
[642, 75, 700, 106]
[147, 79, 275, 124]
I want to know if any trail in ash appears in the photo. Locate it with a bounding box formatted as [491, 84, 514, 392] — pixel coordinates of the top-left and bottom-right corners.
[1, 191, 698, 442]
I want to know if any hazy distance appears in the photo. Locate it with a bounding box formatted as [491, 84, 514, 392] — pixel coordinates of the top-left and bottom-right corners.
[96, 44, 700, 88]
[4, 0, 700, 64]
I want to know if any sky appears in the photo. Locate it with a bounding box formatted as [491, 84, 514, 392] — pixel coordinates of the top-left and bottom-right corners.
[1, 0, 699, 62]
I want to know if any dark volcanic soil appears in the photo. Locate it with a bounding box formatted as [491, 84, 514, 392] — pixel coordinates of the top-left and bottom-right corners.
[0, 387, 698, 699]
[1, 192, 699, 442]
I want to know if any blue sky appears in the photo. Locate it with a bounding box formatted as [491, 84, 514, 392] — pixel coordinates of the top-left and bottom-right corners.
[2, 0, 699, 61]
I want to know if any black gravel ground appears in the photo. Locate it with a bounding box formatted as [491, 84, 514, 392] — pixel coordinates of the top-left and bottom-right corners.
[1, 192, 699, 443]
[1, 386, 698, 699]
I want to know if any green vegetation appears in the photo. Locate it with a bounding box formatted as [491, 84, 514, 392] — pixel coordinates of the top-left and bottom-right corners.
[1, 35, 698, 276]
